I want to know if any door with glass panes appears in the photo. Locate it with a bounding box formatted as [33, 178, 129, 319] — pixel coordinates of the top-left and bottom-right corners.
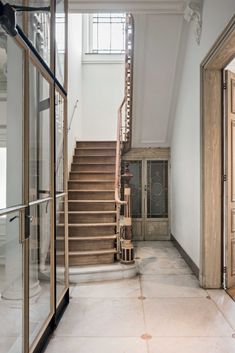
[123, 159, 169, 240]
[0, 1, 68, 353]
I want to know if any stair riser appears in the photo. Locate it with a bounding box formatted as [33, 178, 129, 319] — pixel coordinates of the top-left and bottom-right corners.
[69, 253, 115, 266]
[65, 213, 116, 223]
[68, 181, 115, 190]
[57, 214, 65, 224]
[68, 191, 115, 200]
[77, 141, 116, 149]
[75, 149, 116, 156]
[68, 240, 115, 252]
[73, 156, 116, 164]
[71, 164, 115, 172]
[68, 225, 116, 237]
[68, 202, 116, 211]
[56, 241, 66, 251]
[69, 173, 115, 181]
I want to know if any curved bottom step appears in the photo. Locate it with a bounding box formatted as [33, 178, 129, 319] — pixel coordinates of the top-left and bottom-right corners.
[69, 261, 137, 284]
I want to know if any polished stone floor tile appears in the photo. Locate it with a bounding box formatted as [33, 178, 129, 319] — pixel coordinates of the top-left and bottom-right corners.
[0, 337, 19, 353]
[71, 278, 141, 298]
[137, 256, 192, 275]
[148, 337, 235, 353]
[135, 241, 174, 248]
[144, 297, 233, 337]
[135, 245, 181, 259]
[55, 298, 145, 337]
[47, 337, 148, 353]
[208, 289, 235, 330]
[0, 302, 22, 337]
[141, 274, 207, 298]
[43, 241, 235, 353]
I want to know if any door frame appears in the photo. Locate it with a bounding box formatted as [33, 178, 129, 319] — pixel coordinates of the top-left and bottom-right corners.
[201, 15, 235, 288]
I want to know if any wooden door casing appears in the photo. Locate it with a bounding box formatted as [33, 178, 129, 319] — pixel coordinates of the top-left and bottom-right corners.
[225, 70, 235, 288]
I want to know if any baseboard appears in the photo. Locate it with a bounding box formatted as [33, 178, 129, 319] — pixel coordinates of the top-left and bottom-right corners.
[171, 234, 199, 279]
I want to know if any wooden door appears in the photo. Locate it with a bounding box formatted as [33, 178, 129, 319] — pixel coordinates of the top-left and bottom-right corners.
[122, 159, 169, 241]
[225, 70, 235, 288]
[144, 160, 169, 240]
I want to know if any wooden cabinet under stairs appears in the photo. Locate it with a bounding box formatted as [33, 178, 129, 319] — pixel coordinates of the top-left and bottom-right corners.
[58, 141, 118, 266]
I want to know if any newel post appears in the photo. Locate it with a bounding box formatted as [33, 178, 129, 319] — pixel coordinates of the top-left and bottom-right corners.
[120, 163, 135, 264]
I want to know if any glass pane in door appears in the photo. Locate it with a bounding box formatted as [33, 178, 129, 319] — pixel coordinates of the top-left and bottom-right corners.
[55, 92, 64, 194]
[55, 196, 66, 304]
[29, 63, 51, 202]
[0, 34, 24, 210]
[123, 161, 142, 218]
[55, 90, 66, 304]
[29, 201, 52, 345]
[28, 0, 51, 66]
[0, 211, 23, 353]
[55, 0, 66, 85]
[147, 161, 168, 218]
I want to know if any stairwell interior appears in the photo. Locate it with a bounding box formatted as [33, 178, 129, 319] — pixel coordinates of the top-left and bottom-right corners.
[67, 141, 118, 266]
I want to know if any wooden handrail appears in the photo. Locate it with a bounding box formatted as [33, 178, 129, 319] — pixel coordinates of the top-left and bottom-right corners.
[115, 97, 127, 206]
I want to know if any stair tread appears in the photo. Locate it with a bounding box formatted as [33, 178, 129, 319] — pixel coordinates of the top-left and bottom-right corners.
[68, 180, 115, 183]
[68, 189, 114, 192]
[61, 211, 117, 214]
[71, 163, 115, 165]
[75, 147, 116, 150]
[68, 200, 116, 203]
[75, 155, 115, 157]
[58, 222, 117, 227]
[71, 235, 117, 241]
[70, 170, 115, 174]
[69, 249, 117, 256]
[57, 235, 117, 241]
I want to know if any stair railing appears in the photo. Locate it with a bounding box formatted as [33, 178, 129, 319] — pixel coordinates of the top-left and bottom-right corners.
[123, 13, 134, 153]
[115, 13, 134, 261]
[115, 98, 127, 259]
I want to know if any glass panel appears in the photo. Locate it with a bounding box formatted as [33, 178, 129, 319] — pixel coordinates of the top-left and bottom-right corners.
[147, 161, 168, 218]
[28, 0, 51, 66]
[0, 211, 23, 353]
[29, 201, 52, 346]
[55, 92, 64, 194]
[29, 64, 51, 202]
[123, 161, 142, 218]
[8, 0, 23, 28]
[0, 33, 24, 210]
[55, 0, 66, 85]
[55, 196, 66, 304]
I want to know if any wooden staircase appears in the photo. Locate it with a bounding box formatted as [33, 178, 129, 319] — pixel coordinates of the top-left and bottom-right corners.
[64, 141, 118, 266]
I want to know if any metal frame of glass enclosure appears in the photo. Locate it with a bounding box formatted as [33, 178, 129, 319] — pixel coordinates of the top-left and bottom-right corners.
[0, 1, 68, 353]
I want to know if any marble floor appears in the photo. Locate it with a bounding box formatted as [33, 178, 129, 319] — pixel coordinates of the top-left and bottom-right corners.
[46, 241, 235, 353]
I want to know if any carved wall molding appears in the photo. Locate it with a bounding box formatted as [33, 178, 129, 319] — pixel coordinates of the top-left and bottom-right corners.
[184, 0, 203, 45]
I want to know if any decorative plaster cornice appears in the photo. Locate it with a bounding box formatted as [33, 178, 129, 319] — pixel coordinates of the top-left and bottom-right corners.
[69, 1, 187, 14]
[184, 0, 203, 44]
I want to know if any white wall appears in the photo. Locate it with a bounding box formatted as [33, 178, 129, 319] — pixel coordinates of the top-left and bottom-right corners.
[132, 14, 183, 147]
[81, 62, 125, 141]
[67, 14, 83, 166]
[67, 14, 125, 148]
[171, 0, 235, 267]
